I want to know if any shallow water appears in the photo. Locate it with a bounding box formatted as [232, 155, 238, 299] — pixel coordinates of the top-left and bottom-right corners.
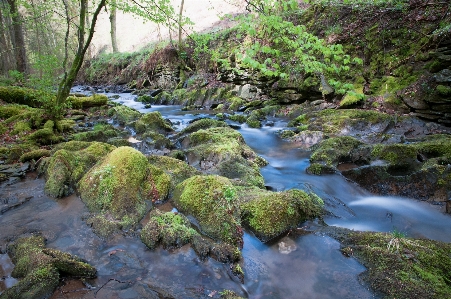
[2, 89, 451, 298]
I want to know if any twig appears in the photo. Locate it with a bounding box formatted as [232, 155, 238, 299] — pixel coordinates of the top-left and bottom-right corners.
[94, 278, 132, 297]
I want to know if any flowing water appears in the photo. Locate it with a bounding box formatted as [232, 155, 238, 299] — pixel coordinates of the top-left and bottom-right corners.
[2, 89, 451, 298]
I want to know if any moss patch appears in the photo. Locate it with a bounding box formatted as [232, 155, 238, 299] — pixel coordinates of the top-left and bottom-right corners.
[341, 231, 451, 299]
[310, 136, 363, 167]
[134, 111, 174, 134]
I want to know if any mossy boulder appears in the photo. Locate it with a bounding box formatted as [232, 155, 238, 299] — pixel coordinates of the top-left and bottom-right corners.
[309, 136, 363, 169]
[78, 146, 170, 235]
[173, 175, 243, 247]
[240, 188, 324, 241]
[67, 94, 108, 108]
[147, 155, 201, 192]
[339, 231, 451, 299]
[140, 209, 198, 250]
[178, 118, 228, 135]
[44, 142, 116, 198]
[1, 235, 95, 299]
[107, 104, 142, 125]
[134, 111, 174, 134]
[181, 126, 267, 187]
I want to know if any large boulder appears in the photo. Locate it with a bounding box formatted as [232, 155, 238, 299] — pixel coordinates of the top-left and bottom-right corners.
[173, 175, 243, 247]
[180, 123, 267, 188]
[43, 141, 116, 198]
[78, 146, 170, 237]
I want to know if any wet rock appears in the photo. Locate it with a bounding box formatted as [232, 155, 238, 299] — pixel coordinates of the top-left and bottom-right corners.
[277, 237, 297, 254]
[289, 130, 324, 149]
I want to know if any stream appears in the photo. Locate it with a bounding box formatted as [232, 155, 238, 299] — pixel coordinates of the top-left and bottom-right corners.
[2, 89, 451, 298]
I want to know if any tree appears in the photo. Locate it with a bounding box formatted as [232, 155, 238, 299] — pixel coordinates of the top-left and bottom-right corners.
[54, 0, 106, 118]
[6, 0, 27, 74]
[109, 0, 119, 53]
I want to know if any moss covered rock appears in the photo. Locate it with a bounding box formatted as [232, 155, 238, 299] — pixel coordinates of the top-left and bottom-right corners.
[134, 111, 174, 134]
[173, 175, 243, 247]
[140, 209, 198, 250]
[309, 136, 363, 169]
[107, 104, 142, 125]
[2, 235, 95, 299]
[44, 142, 116, 198]
[340, 231, 451, 299]
[147, 155, 201, 192]
[240, 188, 324, 241]
[78, 146, 170, 235]
[181, 126, 266, 187]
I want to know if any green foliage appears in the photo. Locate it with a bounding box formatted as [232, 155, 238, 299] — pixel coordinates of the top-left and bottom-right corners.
[27, 54, 60, 92]
[307, 0, 408, 10]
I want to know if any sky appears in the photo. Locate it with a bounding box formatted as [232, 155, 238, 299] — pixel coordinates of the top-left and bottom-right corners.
[90, 0, 245, 54]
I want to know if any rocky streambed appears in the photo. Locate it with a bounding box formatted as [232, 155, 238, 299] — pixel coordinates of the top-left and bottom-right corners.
[1, 86, 451, 298]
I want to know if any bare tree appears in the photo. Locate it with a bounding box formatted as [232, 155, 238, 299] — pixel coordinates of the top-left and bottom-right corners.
[6, 0, 27, 74]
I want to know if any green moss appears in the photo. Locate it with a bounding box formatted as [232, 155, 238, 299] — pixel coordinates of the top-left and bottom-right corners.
[173, 175, 243, 246]
[3, 235, 96, 299]
[240, 188, 323, 241]
[72, 124, 119, 142]
[141, 209, 198, 250]
[26, 128, 64, 145]
[78, 147, 170, 234]
[184, 127, 266, 186]
[180, 118, 228, 135]
[246, 116, 261, 128]
[371, 143, 419, 171]
[339, 86, 365, 107]
[44, 142, 116, 198]
[341, 231, 451, 299]
[436, 84, 451, 96]
[310, 136, 363, 167]
[67, 94, 108, 109]
[227, 96, 245, 111]
[228, 114, 247, 123]
[0, 103, 29, 119]
[0, 86, 43, 107]
[148, 155, 200, 192]
[20, 149, 51, 162]
[306, 109, 394, 135]
[11, 121, 31, 135]
[56, 119, 76, 132]
[134, 111, 173, 134]
[107, 104, 142, 125]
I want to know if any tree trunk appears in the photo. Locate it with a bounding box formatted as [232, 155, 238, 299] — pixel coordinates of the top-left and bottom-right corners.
[7, 0, 26, 74]
[55, 0, 106, 118]
[178, 0, 184, 53]
[109, 0, 118, 53]
[0, 2, 13, 74]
